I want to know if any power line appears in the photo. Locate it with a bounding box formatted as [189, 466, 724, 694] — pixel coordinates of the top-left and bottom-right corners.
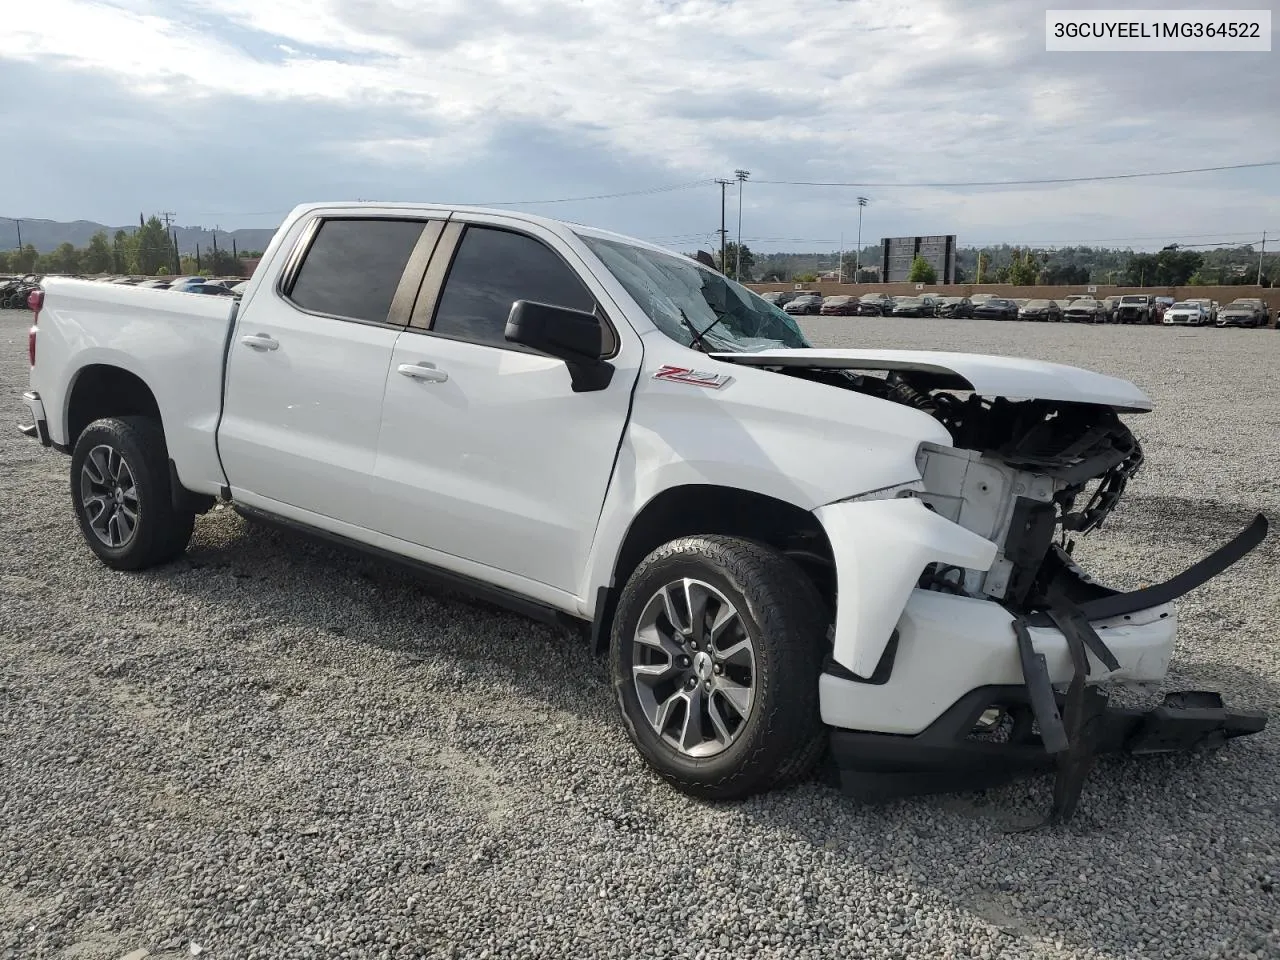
[182, 180, 716, 221]
[752, 159, 1280, 189]
[463, 179, 714, 206]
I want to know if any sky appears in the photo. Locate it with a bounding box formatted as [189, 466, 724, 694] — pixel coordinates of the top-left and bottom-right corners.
[2, 0, 1277, 254]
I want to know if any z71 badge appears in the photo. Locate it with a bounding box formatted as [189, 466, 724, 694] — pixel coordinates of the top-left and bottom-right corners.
[652, 365, 734, 389]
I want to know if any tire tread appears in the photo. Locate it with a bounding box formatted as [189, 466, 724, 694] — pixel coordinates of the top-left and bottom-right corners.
[610, 535, 828, 800]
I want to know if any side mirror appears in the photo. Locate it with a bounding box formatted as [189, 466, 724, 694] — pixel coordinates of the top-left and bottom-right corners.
[505, 300, 614, 392]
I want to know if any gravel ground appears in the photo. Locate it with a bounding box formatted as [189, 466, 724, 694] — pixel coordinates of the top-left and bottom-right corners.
[1, 311, 1277, 960]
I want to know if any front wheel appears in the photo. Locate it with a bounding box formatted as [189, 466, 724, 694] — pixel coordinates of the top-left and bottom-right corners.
[610, 535, 827, 800]
[70, 416, 196, 570]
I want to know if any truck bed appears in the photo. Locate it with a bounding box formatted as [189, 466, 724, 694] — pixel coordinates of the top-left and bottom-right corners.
[30, 278, 236, 495]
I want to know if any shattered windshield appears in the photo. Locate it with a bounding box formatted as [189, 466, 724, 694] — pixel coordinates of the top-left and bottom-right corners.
[578, 234, 811, 353]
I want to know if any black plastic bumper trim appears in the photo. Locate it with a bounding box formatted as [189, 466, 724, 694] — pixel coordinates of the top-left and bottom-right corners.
[826, 683, 1266, 804]
[1025, 513, 1268, 627]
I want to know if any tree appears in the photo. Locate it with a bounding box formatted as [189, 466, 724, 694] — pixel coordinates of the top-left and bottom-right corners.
[1040, 261, 1090, 285]
[907, 255, 937, 284]
[208, 247, 241, 276]
[50, 242, 81, 273]
[716, 242, 755, 281]
[112, 230, 134, 273]
[996, 248, 1042, 285]
[13, 244, 39, 273]
[793, 272, 819, 283]
[1123, 247, 1202, 286]
[133, 216, 172, 274]
[81, 231, 112, 274]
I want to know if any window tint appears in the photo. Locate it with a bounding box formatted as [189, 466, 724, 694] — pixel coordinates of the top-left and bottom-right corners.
[288, 218, 425, 324]
[432, 226, 597, 348]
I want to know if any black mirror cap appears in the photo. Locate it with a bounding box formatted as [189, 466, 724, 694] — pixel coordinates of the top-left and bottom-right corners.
[505, 300, 614, 393]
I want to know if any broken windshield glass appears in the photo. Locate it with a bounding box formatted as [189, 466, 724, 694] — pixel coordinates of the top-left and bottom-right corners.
[578, 234, 811, 353]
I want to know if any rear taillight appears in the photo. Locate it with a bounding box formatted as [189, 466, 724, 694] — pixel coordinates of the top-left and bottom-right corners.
[27, 289, 42, 367]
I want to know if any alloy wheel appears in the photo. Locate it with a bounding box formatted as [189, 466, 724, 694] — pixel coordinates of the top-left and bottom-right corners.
[79, 444, 139, 548]
[631, 578, 756, 758]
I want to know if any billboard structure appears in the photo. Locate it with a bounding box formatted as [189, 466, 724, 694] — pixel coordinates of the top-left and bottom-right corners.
[880, 235, 957, 283]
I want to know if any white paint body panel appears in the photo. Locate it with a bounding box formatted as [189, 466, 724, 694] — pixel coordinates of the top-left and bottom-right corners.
[814, 497, 1000, 678]
[219, 304, 401, 527]
[26, 279, 234, 494]
[712, 348, 1154, 412]
[373, 330, 641, 597]
[819, 589, 1176, 735]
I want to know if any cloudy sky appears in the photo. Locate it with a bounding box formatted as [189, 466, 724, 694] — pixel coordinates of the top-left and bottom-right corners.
[2, 0, 1277, 253]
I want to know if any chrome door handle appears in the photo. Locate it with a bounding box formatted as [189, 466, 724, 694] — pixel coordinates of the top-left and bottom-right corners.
[241, 333, 279, 351]
[398, 362, 448, 383]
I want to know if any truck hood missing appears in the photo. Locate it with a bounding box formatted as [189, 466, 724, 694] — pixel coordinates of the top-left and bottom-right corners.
[710, 348, 1153, 413]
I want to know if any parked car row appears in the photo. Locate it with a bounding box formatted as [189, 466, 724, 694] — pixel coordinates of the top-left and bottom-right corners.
[758, 289, 1273, 327]
[0, 275, 42, 309]
[83, 274, 248, 297]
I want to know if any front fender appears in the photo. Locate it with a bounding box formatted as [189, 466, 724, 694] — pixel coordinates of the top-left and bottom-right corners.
[815, 497, 998, 678]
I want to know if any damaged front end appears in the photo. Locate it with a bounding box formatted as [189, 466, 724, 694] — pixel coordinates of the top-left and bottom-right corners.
[810, 370, 1269, 824]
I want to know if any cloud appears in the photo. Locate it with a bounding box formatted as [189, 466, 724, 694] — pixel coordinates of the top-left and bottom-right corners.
[1, 0, 1277, 251]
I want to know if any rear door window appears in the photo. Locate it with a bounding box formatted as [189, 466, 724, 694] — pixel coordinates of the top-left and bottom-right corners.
[287, 218, 427, 324]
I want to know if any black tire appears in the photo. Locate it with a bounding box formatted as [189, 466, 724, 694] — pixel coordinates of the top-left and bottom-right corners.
[609, 535, 826, 800]
[70, 416, 196, 571]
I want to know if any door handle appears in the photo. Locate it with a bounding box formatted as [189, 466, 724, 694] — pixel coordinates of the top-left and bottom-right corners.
[241, 333, 279, 351]
[398, 362, 448, 383]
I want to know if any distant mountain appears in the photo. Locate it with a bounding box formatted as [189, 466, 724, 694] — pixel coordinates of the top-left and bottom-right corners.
[0, 218, 279, 255]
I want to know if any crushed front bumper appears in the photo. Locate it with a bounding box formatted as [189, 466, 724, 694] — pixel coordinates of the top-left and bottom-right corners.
[828, 686, 1265, 803]
[820, 513, 1269, 824]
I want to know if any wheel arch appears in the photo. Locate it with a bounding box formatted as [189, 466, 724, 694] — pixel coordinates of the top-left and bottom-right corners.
[591, 484, 836, 654]
[66, 363, 163, 449]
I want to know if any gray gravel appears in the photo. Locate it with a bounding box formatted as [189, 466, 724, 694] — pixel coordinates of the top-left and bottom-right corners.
[1, 312, 1277, 960]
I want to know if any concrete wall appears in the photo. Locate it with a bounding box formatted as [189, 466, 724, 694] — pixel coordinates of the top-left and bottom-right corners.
[746, 281, 1279, 316]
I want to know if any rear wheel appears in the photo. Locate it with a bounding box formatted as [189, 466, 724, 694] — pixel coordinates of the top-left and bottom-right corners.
[610, 535, 827, 800]
[70, 417, 196, 570]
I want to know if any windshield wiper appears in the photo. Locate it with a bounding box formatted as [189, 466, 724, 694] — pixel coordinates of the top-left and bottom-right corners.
[678, 307, 726, 353]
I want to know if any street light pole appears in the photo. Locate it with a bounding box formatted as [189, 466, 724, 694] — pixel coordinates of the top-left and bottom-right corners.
[855, 196, 868, 284]
[734, 169, 750, 280]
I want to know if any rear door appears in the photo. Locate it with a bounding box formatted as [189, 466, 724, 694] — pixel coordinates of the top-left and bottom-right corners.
[218, 215, 444, 528]
[368, 217, 641, 595]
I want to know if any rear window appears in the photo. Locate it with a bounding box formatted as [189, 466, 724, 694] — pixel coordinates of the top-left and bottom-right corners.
[287, 218, 426, 324]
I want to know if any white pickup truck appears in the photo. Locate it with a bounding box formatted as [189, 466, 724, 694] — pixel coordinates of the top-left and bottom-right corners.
[19, 202, 1267, 822]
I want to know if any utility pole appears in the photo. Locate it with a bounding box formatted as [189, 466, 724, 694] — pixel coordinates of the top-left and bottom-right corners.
[715, 178, 730, 273]
[1259, 230, 1267, 286]
[734, 169, 750, 280]
[158, 212, 178, 275]
[839, 232, 844, 284]
[855, 195, 865, 284]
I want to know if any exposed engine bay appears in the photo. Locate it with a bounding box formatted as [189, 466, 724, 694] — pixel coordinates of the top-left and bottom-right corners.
[781, 365, 1145, 613]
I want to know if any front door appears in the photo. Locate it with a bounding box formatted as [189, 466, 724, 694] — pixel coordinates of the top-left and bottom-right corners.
[219, 215, 442, 527]
[370, 219, 640, 595]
